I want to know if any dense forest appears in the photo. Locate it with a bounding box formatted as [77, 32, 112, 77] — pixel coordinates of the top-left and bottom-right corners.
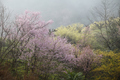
[0, 0, 120, 80]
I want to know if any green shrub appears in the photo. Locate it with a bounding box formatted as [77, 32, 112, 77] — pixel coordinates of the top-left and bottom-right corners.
[65, 70, 85, 80]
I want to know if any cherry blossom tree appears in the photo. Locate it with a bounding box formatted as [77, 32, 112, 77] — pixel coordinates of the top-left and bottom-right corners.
[13, 11, 77, 79]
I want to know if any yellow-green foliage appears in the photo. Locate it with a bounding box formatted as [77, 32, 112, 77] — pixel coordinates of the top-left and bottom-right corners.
[91, 50, 120, 80]
[89, 17, 120, 50]
[55, 23, 101, 50]
[55, 17, 120, 50]
[55, 23, 84, 44]
[89, 17, 120, 32]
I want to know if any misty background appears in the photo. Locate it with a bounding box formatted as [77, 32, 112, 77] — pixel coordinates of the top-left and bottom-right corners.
[1, 0, 120, 29]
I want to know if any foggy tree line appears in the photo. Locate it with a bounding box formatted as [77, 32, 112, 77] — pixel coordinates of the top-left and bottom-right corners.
[0, 0, 120, 80]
